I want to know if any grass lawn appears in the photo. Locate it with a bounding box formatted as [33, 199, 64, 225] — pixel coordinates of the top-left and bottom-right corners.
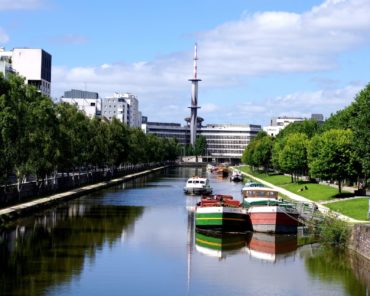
[239, 166, 351, 202]
[238, 165, 367, 221]
[325, 198, 370, 221]
[281, 183, 344, 202]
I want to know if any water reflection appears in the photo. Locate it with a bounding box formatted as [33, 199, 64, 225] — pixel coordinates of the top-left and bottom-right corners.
[0, 201, 144, 296]
[246, 233, 298, 263]
[303, 246, 370, 296]
[195, 229, 250, 259]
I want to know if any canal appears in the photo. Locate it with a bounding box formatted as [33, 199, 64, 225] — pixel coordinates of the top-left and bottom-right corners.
[0, 166, 369, 296]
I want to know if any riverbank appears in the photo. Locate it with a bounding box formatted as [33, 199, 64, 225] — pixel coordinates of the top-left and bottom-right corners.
[0, 166, 168, 225]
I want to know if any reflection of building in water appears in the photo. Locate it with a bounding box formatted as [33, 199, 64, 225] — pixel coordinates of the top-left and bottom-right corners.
[246, 232, 297, 262]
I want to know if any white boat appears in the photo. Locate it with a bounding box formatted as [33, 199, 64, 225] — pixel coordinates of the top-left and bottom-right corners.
[183, 176, 212, 195]
[230, 170, 243, 182]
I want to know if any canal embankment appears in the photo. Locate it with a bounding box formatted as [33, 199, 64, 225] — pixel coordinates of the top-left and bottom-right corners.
[349, 224, 370, 261]
[0, 166, 168, 224]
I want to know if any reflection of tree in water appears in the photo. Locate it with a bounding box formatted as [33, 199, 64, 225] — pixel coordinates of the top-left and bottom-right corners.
[0, 203, 144, 296]
[304, 246, 369, 296]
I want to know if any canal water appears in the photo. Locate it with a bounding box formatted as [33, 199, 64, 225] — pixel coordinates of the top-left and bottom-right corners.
[0, 167, 369, 296]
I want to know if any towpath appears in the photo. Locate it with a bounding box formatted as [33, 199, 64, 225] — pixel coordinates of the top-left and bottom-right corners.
[240, 170, 368, 224]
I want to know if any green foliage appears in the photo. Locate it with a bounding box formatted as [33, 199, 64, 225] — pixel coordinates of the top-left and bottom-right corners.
[308, 129, 356, 193]
[317, 213, 350, 248]
[241, 131, 273, 172]
[277, 119, 321, 140]
[0, 73, 179, 193]
[194, 135, 207, 156]
[278, 133, 308, 182]
[350, 84, 370, 179]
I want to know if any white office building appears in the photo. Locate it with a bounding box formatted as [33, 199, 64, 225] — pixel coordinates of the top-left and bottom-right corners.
[200, 124, 261, 159]
[0, 48, 52, 96]
[102, 92, 141, 127]
[141, 120, 261, 162]
[263, 114, 324, 137]
[60, 89, 101, 118]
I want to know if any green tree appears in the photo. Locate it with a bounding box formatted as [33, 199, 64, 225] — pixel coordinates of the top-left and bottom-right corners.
[277, 119, 321, 140]
[194, 135, 207, 162]
[350, 84, 370, 187]
[56, 103, 90, 182]
[308, 129, 356, 193]
[88, 118, 109, 169]
[128, 128, 148, 164]
[253, 135, 273, 172]
[27, 92, 59, 190]
[0, 74, 33, 195]
[106, 118, 129, 169]
[0, 75, 12, 185]
[278, 133, 308, 182]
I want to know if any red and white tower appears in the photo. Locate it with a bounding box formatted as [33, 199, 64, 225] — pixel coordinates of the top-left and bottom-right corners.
[188, 43, 201, 145]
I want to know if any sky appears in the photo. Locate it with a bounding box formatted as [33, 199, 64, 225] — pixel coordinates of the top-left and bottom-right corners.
[0, 0, 369, 126]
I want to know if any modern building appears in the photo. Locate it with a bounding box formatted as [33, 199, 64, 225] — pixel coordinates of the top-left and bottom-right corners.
[263, 116, 304, 137]
[200, 124, 261, 160]
[141, 120, 261, 162]
[263, 114, 324, 137]
[60, 89, 101, 118]
[0, 51, 15, 79]
[141, 122, 189, 145]
[102, 92, 142, 128]
[0, 48, 52, 96]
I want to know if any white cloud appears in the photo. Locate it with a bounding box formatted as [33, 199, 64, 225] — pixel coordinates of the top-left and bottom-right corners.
[0, 0, 45, 10]
[199, 0, 370, 79]
[229, 83, 365, 125]
[51, 0, 370, 123]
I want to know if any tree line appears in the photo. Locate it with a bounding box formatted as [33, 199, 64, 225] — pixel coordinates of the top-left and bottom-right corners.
[242, 84, 369, 193]
[0, 74, 180, 193]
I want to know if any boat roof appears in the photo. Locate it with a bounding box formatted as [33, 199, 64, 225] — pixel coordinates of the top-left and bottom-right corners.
[187, 176, 208, 181]
[242, 186, 278, 192]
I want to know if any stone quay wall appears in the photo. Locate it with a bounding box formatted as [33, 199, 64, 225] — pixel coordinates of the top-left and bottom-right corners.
[349, 224, 370, 261]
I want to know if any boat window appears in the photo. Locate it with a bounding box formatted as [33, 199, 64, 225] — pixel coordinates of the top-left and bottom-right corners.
[200, 181, 205, 184]
[188, 181, 193, 184]
[195, 181, 199, 184]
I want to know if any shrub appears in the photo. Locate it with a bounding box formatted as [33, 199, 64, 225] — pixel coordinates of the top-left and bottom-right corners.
[317, 213, 350, 248]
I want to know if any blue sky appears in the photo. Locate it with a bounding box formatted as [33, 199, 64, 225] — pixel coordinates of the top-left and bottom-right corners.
[0, 0, 369, 126]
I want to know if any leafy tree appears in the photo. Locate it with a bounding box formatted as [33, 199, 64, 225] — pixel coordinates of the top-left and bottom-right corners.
[253, 135, 273, 172]
[106, 118, 129, 169]
[308, 129, 356, 193]
[128, 128, 148, 164]
[278, 133, 308, 182]
[277, 119, 321, 140]
[55, 103, 90, 179]
[27, 92, 59, 190]
[350, 84, 370, 187]
[0, 75, 12, 185]
[88, 118, 109, 169]
[194, 135, 207, 162]
[0, 74, 32, 195]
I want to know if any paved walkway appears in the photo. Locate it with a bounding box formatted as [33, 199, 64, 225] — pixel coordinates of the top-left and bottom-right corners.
[240, 170, 369, 224]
